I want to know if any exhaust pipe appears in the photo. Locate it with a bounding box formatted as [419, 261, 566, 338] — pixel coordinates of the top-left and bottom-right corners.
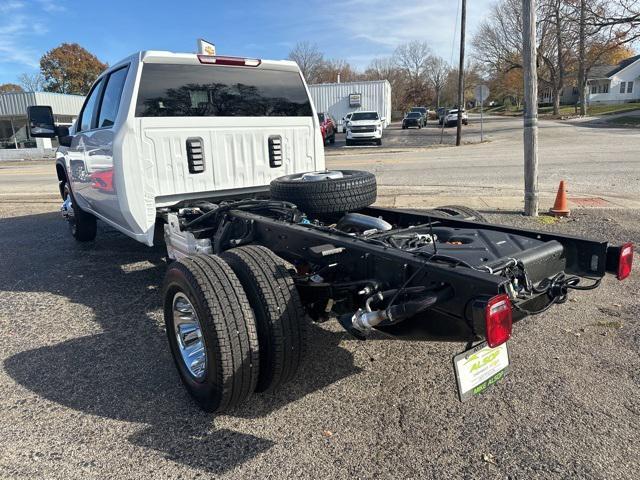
[339, 287, 453, 338]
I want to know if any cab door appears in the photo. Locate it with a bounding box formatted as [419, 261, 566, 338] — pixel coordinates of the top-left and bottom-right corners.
[81, 66, 129, 225]
[68, 77, 104, 207]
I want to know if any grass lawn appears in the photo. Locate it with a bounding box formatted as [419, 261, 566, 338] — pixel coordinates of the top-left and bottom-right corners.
[605, 115, 640, 126]
[492, 102, 640, 117]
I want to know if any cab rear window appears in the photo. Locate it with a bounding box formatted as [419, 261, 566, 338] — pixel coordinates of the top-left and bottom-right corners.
[135, 64, 313, 117]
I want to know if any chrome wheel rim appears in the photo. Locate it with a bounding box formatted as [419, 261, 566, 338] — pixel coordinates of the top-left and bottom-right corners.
[172, 292, 207, 380]
[298, 170, 344, 182]
[61, 185, 76, 232]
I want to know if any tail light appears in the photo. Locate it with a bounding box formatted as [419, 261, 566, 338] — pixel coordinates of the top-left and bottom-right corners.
[485, 294, 512, 348]
[197, 55, 261, 67]
[617, 242, 634, 280]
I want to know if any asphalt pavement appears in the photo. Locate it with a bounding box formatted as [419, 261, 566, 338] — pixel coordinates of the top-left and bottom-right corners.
[0, 202, 638, 479]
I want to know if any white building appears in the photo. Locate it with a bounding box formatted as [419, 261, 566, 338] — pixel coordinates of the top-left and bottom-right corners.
[586, 54, 640, 105]
[0, 91, 84, 160]
[308, 80, 392, 129]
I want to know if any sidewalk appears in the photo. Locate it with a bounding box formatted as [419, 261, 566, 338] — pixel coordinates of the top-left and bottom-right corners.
[374, 185, 640, 211]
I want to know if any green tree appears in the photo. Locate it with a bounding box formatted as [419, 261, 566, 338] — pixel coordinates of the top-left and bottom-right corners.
[40, 43, 107, 95]
[0, 83, 24, 93]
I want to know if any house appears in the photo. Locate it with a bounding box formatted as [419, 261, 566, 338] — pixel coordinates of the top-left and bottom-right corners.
[586, 54, 640, 104]
[538, 54, 640, 106]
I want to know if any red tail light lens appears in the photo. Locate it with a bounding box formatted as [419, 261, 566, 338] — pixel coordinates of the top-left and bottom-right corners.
[617, 242, 634, 280]
[485, 294, 512, 348]
[197, 55, 261, 67]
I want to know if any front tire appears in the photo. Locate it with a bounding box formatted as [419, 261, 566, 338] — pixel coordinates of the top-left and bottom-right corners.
[375, 138, 382, 146]
[221, 246, 307, 392]
[163, 255, 260, 412]
[62, 183, 97, 242]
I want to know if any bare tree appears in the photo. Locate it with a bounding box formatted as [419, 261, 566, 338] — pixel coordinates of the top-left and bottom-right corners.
[393, 41, 434, 108]
[394, 40, 432, 82]
[288, 42, 325, 84]
[17, 73, 45, 92]
[316, 59, 360, 84]
[425, 56, 450, 108]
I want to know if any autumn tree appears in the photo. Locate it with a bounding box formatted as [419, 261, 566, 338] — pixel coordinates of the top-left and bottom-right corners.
[288, 42, 326, 84]
[0, 83, 24, 93]
[40, 43, 107, 95]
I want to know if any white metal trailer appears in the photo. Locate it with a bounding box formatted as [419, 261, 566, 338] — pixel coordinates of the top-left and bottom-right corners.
[308, 80, 392, 129]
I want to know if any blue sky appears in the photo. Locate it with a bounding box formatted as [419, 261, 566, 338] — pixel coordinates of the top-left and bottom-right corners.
[0, 0, 493, 85]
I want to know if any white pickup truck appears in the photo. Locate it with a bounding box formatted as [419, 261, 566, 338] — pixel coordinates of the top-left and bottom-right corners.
[29, 50, 325, 245]
[28, 50, 633, 413]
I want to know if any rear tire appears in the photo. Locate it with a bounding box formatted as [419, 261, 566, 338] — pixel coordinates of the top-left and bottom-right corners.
[431, 205, 487, 222]
[221, 246, 307, 392]
[163, 255, 260, 412]
[345, 139, 353, 146]
[329, 132, 336, 144]
[270, 170, 377, 215]
[63, 183, 97, 242]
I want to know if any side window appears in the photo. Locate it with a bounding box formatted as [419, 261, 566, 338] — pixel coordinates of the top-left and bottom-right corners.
[627, 81, 633, 94]
[619, 82, 626, 94]
[98, 66, 129, 128]
[79, 79, 104, 132]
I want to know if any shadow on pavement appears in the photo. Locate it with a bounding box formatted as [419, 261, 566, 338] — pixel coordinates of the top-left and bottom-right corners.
[2, 211, 360, 474]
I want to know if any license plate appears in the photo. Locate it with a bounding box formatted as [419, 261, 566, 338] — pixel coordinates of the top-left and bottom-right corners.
[453, 341, 510, 401]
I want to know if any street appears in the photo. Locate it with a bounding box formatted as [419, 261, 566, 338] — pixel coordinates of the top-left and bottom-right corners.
[4, 115, 639, 210]
[0, 116, 639, 479]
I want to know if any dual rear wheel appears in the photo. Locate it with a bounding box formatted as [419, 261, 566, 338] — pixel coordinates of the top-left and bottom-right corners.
[162, 246, 307, 412]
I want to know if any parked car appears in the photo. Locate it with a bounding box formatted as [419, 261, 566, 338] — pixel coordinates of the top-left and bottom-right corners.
[410, 106, 428, 126]
[345, 111, 384, 145]
[444, 109, 468, 127]
[342, 112, 353, 133]
[26, 49, 633, 414]
[402, 112, 423, 129]
[318, 112, 337, 145]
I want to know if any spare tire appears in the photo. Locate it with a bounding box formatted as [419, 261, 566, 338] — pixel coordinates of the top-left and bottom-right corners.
[270, 170, 377, 215]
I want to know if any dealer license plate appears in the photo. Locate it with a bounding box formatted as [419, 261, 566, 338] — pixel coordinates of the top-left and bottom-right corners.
[453, 341, 510, 402]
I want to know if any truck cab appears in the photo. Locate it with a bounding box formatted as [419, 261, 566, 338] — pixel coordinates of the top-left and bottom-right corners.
[29, 51, 325, 245]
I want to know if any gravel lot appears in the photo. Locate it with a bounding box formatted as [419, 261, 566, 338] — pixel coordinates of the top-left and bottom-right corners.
[0, 199, 638, 479]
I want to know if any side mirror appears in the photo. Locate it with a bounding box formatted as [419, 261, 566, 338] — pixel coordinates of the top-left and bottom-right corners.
[27, 106, 56, 138]
[380, 117, 386, 122]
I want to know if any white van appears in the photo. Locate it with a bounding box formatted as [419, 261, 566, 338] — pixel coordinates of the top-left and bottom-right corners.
[29, 51, 325, 244]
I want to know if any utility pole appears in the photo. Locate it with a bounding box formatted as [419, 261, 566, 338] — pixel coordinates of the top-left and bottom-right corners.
[578, 0, 586, 116]
[455, 0, 466, 146]
[522, 0, 539, 216]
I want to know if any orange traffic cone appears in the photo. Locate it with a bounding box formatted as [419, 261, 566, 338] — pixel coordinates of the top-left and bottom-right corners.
[550, 180, 570, 217]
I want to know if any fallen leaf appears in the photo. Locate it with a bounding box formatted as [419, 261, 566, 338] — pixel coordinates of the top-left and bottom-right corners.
[322, 430, 333, 438]
[482, 453, 497, 465]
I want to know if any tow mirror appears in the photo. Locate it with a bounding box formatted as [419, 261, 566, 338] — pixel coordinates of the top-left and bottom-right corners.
[27, 106, 56, 138]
